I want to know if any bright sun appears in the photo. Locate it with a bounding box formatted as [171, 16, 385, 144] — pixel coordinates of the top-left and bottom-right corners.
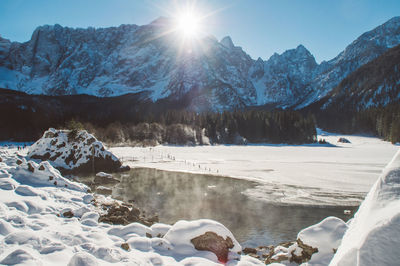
[175, 11, 202, 38]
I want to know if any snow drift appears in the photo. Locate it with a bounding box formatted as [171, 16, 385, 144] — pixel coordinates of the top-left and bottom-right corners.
[330, 149, 400, 265]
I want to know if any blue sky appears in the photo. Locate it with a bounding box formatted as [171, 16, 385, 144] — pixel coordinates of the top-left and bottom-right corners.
[0, 0, 399, 63]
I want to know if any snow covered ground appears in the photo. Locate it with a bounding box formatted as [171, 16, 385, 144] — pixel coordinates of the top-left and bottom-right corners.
[0, 148, 263, 265]
[0, 131, 398, 265]
[110, 130, 398, 206]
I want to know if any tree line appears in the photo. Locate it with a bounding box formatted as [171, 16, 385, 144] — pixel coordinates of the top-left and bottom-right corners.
[313, 102, 400, 144]
[76, 110, 317, 145]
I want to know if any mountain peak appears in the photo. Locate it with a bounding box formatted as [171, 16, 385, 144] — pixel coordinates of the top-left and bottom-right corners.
[149, 16, 172, 26]
[296, 44, 307, 52]
[274, 44, 314, 61]
[220, 36, 235, 49]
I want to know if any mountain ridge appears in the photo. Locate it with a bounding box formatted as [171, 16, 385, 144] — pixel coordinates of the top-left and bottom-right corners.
[1, 16, 400, 111]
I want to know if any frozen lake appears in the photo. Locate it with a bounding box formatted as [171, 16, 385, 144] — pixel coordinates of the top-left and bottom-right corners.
[111, 130, 398, 206]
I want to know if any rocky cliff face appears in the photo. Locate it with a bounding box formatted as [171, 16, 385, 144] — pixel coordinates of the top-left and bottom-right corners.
[1, 17, 400, 111]
[250, 45, 318, 107]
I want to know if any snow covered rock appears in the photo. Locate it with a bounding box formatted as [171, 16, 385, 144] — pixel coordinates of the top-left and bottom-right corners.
[0, 178, 18, 190]
[94, 172, 119, 184]
[330, 149, 400, 265]
[67, 252, 99, 266]
[191, 231, 235, 263]
[264, 239, 317, 265]
[96, 186, 113, 195]
[10, 158, 87, 191]
[262, 216, 347, 265]
[0, 249, 38, 265]
[150, 223, 172, 238]
[297, 216, 348, 265]
[164, 219, 242, 263]
[99, 202, 156, 226]
[28, 128, 122, 174]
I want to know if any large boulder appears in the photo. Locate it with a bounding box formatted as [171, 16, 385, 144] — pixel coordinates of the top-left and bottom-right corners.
[28, 128, 122, 174]
[191, 231, 234, 263]
[163, 219, 242, 264]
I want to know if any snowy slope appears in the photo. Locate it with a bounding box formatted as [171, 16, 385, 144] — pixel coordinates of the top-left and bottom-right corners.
[319, 42, 400, 110]
[329, 149, 400, 265]
[0, 149, 263, 265]
[1, 17, 400, 110]
[297, 16, 400, 108]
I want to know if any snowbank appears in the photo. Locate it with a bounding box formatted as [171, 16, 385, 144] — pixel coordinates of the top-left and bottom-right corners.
[330, 149, 400, 265]
[28, 128, 122, 174]
[0, 149, 263, 265]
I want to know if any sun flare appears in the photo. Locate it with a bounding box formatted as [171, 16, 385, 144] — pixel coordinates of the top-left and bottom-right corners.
[175, 11, 202, 38]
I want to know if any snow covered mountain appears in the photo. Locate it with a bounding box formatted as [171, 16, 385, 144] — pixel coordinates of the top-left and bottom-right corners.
[320, 43, 400, 110]
[0, 18, 255, 111]
[1, 16, 400, 111]
[249, 44, 318, 107]
[296, 16, 400, 108]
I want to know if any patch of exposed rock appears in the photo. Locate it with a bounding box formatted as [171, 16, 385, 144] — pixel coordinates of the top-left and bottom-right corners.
[98, 201, 158, 227]
[338, 137, 351, 143]
[191, 231, 234, 263]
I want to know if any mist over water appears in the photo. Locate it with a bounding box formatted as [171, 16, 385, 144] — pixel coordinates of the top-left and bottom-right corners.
[107, 168, 356, 247]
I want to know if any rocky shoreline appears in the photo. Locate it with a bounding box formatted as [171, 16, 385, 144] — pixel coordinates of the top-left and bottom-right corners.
[77, 169, 323, 265]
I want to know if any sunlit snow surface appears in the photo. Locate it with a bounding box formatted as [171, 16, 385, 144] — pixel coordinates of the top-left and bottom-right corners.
[110, 130, 398, 206]
[330, 149, 400, 265]
[0, 148, 262, 265]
